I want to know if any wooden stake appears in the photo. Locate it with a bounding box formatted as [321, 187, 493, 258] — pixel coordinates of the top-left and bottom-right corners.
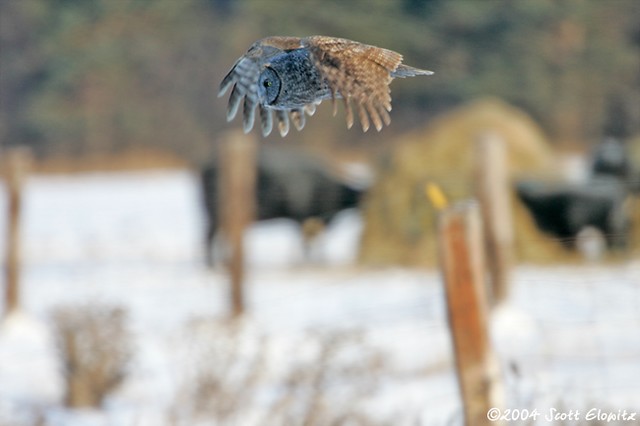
[475, 133, 513, 305]
[438, 201, 503, 426]
[4, 148, 32, 318]
[218, 132, 256, 317]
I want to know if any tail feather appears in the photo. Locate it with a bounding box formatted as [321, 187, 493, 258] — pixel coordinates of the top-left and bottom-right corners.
[392, 64, 434, 78]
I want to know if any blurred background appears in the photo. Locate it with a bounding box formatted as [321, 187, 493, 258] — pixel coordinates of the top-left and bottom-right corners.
[2, 0, 640, 160]
[1, 0, 639, 425]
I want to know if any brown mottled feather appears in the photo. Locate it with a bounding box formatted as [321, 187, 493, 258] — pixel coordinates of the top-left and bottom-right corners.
[303, 36, 403, 131]
[343, 98, 354, 129]
[259, 36, 303, 51]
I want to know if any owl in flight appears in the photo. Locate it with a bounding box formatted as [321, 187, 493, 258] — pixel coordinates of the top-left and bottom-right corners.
[219, 36, 433, 137]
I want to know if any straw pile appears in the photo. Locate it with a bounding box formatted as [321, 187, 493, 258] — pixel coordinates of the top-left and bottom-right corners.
[359, 98, 575, 266]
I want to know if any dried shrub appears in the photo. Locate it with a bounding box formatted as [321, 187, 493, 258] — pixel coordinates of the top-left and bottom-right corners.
[51, 304, 131, 408]
[0, 409, 46, 426]
[169, 321, 393, 426]
[263, 329, 388, 426]
[169, 317, 267, 425]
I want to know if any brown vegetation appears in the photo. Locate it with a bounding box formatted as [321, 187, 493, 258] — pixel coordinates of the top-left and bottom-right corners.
[359, 98, 573, 266]
[51, 304, 131, 408]
[27, 147, 187, 174]
[169, 318, 392, 426]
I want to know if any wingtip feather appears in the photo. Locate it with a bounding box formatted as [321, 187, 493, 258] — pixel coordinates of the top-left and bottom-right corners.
[392, 64, 434, 78]
[226, 84, 243, 121]
[242, 97, 257, 133]
[260, 106, 273, 137]
[276, 110, 290, 137]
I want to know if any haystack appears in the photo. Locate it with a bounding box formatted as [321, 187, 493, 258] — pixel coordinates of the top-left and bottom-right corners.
[627, 135, 640, 258]
[359, 98, 573, 266]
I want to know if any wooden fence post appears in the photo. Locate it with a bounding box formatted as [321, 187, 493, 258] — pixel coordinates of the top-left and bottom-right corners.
[438, 201, 503, 426]
[3, 148, 32, 318]
[475, 133, 513, 305]
[218, 131, 257, 317]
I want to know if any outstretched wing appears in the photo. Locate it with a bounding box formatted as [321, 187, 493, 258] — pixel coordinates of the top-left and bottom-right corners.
[220, 35, 433, 137]
[302, 36, 432, 132]
[218, 36, 303, 136]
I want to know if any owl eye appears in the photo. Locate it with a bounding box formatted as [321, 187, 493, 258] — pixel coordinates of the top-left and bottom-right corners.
[258, 67, 281, 105]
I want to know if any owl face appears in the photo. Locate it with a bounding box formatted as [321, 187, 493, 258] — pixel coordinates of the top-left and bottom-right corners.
[259, 49, 329, 110]
[258, 67, 281, 105]
[219, 36, 433, 137]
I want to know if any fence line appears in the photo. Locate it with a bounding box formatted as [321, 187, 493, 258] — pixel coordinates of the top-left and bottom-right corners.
[474, 133, 514, 305]
[437, 201, 504, 426]
[218, 131, 257, 318]
[3, 147, 32, 319]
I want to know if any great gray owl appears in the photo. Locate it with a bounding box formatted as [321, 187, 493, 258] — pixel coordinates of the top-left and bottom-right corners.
[219, 36, 433, 137]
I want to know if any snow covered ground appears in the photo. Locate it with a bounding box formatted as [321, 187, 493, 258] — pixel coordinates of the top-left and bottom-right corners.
[0, 170, 639, 425]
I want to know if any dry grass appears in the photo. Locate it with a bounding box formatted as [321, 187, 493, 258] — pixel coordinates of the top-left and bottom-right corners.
[51, 304, 131, 408]
[7, 313, 637, 425]
[168, 319, 394, 426]
[263, 329, 388, 426]
[168, 317, 267, 425]
[0, 146, 188, 176]
[0, 412, 45, 426]
[627, 136, 640, 259]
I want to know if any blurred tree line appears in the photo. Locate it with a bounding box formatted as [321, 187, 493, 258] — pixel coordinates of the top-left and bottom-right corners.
[1, 0, 639, 163]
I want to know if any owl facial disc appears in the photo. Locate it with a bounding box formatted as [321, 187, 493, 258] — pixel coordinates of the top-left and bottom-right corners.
[258, 67, 281, 105]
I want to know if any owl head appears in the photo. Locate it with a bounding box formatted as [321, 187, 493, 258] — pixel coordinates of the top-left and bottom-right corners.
[257, 49, 327, 109]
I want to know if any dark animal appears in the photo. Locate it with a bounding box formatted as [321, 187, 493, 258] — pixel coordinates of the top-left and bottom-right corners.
[590, 137, 639, 193]
[516, 138, 637, 253]
[201, 147, 365, 267]
[516, 178, 630, 250]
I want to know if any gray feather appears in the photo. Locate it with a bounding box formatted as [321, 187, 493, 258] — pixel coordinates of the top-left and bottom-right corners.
[391, 64, 433, 78]
[276, 110, 290, 137]
[227, 84, 242, 121]
[290, 108, 306, 131]
[259, 106, 273, 137]
[242, 95, 257, 133]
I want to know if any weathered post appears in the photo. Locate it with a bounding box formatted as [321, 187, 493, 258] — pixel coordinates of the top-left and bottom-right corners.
[438, 201, 503, 426]
[3, 148, 32, 318]
[474, 133, 513, 305]
[218, 131, 257, 317]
